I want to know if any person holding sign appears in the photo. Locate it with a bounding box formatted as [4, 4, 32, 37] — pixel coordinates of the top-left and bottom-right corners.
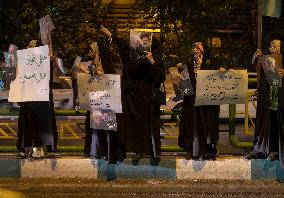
[245, 40, 284, 163]
[178, 42, 227, 160]
[101, 26, 165, 165]
[81, 41, 123, 167]
[15, 40, 57, 159]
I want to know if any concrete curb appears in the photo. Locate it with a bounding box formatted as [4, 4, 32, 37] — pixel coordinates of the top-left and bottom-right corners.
[0, 157, 283, 180]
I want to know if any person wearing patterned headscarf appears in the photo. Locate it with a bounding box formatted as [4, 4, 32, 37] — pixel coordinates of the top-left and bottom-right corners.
[178, 41, 227, 160]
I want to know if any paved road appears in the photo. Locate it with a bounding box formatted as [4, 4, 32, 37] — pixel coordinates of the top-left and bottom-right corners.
[0, 179, 283, 198]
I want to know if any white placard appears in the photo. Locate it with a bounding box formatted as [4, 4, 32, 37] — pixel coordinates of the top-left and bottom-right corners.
[77, 73, 121, 112]
[8, 45, 50, 102]
[195, 70, 248, 106]
[89, 89, 122, 112]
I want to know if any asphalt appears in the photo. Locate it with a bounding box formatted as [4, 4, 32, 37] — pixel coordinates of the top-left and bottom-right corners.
[0, 178, 284, 198]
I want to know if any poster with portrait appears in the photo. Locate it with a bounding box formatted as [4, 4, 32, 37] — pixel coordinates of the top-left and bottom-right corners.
[169, 64, 194, 98]
[258, 54, 282, 87]
[77, 73, 122, 112]
[90, 109, 117, 131]
[4, 67, 16, 90]
[129, 29, 162, 54]
[195, 70, 248, 106]
[130, 29, 153, 52]
[3, 51, 17, 67]
[8, 45, 50, 102]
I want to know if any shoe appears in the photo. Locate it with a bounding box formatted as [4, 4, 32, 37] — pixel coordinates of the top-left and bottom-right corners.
[15, 152, 27, 159]
[132, 153, 143, 165]
[192, 156, 205, 161]
[184, 152, 192, 160]
[204, 153, 216, 161]
[83, 154, 91, 158]
[244, 151, 260, 160]
[267, 152, 279, 161]
[31, 147, 45, 159]
[150, 156, 161, 166]
[46, 153, 62, 159]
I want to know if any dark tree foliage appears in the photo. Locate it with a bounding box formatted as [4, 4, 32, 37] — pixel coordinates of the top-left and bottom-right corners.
[132, 0, 258, 70]
[0, 0, 118, 67]
[1, 0, 283, 70]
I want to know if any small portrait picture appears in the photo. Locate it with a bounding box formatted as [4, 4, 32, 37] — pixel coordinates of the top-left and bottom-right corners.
[258, 54, 282, 86]
[130, 29, 160, 53]
[169, 63, 194, 98]
[90, 109, 117, 131]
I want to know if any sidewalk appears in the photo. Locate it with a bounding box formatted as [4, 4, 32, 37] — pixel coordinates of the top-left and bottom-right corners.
[0, 155, 283, 181]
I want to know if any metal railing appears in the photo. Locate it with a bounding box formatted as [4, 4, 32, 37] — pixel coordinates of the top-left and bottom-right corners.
[0, 78, 257, 151]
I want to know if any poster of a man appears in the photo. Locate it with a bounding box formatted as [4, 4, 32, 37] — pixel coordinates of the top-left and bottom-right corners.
[130, 29, 153, 53]
[90, 109, 117, 131]
[258, 54, 282, 86]
[169, 63, 194, 99]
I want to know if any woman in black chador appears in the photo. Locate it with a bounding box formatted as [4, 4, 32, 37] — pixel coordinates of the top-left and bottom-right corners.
[16, 40, 57, 158]
[83, 40, 123, 165]
[178, 42, 226, 160]
[101, 27, 165, 164]
[245, 40, 284, 165]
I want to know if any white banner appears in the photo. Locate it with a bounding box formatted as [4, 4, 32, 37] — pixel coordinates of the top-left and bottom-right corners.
[195, 70, 248, 106]
[8, 45, 50, 102]
[89, 89, 122, 112]
[77, 73, 121, 112]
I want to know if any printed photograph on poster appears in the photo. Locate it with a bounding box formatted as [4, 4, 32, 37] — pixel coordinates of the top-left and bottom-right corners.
[195, 70, 248, 106]
[130, 29, 160, 54]
[130, 29, 153, 53]
[90, 109, 117, 131]
[258, 54, 282, 86]
[3, 44, 18, 68]
[5, 67, 16, 90]
[169, 63, 194, 98]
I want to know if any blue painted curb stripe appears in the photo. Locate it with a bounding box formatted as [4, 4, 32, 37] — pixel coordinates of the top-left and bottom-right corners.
[97, 159, 176, 180]
[0, 158, 284, 180]
[0, 159, 21, 178]
[251, 159, 284, 180]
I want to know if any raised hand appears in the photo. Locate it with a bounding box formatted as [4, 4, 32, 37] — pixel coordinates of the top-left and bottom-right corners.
[100, 26, 112, 38]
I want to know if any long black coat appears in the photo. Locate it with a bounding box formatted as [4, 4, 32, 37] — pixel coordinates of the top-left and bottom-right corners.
[253, 63, 284, 165]
[178, 53, 220, 157]
[83, 38, 122, 163]
[17, 61, 57, 152]
[113, 36, 165, 156]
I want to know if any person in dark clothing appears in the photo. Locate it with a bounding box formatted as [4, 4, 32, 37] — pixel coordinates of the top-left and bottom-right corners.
[178, 42, 226, 160]
[245, 40, 284, 165]
[83, 40, 123, 165]
[101, 27, 165, 165]
[16, 40, 57, 158]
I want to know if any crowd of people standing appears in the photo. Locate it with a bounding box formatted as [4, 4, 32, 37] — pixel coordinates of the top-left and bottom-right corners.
[1, 26, 284, 167]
